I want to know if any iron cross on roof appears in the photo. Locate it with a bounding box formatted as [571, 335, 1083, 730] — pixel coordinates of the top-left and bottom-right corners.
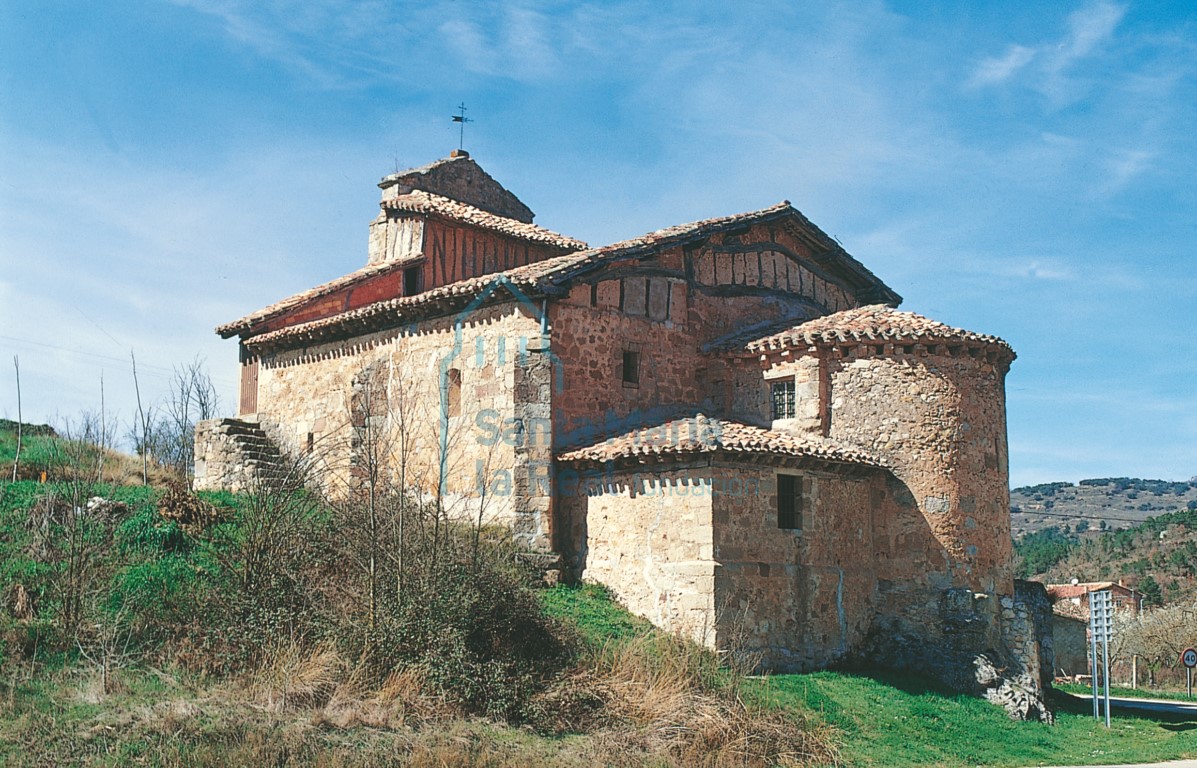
[451, 102, 473, 150]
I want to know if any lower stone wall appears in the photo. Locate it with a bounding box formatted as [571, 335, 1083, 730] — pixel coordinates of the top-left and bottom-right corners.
[711, 463, 877, 672]
[578, 467, 717, 645]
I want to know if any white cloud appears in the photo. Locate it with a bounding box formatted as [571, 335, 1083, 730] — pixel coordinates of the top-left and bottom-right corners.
[969, 44, 1036, 87]
[1051, 0, 1126, 72]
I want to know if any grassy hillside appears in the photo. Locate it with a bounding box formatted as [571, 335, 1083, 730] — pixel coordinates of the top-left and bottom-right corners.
[1, 424, 1193, 766]
[1, 419, 177, 486]
[761, 672, 1195, 767]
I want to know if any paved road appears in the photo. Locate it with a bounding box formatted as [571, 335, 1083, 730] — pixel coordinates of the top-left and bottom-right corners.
[1036, 762, 1197, 768]
[1035, 694, 1197, 768]
[1064, 691, 1197, 717]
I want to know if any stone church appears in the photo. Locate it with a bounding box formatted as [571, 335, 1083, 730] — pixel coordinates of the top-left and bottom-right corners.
[195, 151, 1051, 718]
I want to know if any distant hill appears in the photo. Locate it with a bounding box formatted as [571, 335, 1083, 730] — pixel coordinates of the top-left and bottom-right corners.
[1011, 478, 1197, 606]
[1011, 477, 1197, 539]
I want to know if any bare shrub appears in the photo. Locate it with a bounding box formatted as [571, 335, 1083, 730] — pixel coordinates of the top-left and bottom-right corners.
[157, 480, 225, 534]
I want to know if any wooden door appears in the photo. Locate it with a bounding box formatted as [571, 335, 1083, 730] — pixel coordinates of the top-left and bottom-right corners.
[239, 353, 259, 415]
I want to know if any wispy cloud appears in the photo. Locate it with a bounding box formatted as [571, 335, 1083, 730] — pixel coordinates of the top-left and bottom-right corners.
[969, 44, 1036, 87]
[967, 0, 1126, 102]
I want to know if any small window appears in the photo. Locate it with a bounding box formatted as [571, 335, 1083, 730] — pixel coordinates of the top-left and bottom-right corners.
[446, 368, 462, 417]
[622, 350, 640, 386]
[777, 474, 802, 530]
[590, 283, 598, 306]
[771, 380, 796, 420]
[306, 432, 315, 454]
[404, 265, 422, 296]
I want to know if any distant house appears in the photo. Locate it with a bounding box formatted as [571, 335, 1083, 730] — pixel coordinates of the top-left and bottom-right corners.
[1045, 581, 1144, 620]
[1050, 613, 1090, 678]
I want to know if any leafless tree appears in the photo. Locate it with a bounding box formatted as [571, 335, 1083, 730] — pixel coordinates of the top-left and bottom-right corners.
[11, 355, 21, 483]
[34, 410, 117, 636]
[129, 356, 220, 480]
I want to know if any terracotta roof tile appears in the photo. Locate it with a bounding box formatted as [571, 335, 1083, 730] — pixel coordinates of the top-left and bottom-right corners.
[216, 194, 585, 339]
[382, 190, 586, 250]
[556, 415, 881, 467]
[215, 261, 402, 338]
[741, 305, 1015, 358]
[1045, 582, 1117, 600]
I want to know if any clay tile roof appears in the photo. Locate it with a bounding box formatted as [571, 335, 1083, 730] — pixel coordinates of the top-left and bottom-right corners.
[383, 190, 586, 250]
[556, 415, 881, 467]
[1044, 582, 1117, 601]
[215, 261, 403, 338]
[741, 304, 1015, 357]
[231, 202, 901, 348]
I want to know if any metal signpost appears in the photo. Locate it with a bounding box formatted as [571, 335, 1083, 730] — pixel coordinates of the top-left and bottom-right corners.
[1088, 589, 1113, 727]
[1181, 647, 1196, 698]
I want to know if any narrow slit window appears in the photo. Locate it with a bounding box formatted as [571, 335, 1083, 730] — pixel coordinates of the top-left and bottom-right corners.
[771, 380, 796, 420]
[446, 368, 462, 417]
[622, 350, 640, 386]
[777, 474, 802, 530]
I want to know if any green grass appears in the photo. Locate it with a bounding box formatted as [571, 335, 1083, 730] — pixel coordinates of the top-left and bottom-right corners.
[754, 671, 1197, 767]
[3, 476, 1195, 767]
[539, 583, 653, 645]
[0, 430, 61, 471]
[544, 584, 1197, 766]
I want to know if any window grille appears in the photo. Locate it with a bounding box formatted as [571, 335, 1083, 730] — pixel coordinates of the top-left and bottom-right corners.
[771, 380, 796, 420]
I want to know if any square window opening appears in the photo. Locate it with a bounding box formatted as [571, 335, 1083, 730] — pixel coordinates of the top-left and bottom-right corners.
[622, 350, 640, 386]
[777, 473, 802, 530]
[771, 380, 796, 420]
[403, 265, 422, 296]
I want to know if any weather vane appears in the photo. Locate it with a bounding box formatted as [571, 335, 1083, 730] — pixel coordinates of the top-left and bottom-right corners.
[451, 102, 473, 150]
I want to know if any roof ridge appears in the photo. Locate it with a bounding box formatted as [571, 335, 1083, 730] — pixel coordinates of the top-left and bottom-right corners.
[556, 414, 880, 467]
[384, 189, 586, 250]
[740, 304, 1014, 356]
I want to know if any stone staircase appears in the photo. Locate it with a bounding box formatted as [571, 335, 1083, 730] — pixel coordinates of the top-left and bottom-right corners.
[193, 417, 291, 492]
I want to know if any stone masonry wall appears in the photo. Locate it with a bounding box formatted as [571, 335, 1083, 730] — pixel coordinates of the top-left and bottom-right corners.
[712, 463, 879, 671]
[252, 301, 554, 549]
[194, 419, 259, 493]
[578, 466, 718, 645]
[824, 348, 1014, 595]
[550, 219, 866, 448]
[379, 156, 535, 223]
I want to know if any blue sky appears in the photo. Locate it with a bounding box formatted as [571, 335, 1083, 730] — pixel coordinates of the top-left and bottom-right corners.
[1, 1, 1194, 486]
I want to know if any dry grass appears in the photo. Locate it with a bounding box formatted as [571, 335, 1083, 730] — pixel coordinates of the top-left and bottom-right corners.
[532, 632, 839, 768]
[253, 641, 344, 711]
[317, 663, 455, 729]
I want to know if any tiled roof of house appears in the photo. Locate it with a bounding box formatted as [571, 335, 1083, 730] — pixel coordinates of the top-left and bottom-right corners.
[382, 190, 586, 250]
[740, 304, 1015, 358]
[229, 202, 900, 348]
[556, 415, 881, 468]
[1045, 582, 1118, 600]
